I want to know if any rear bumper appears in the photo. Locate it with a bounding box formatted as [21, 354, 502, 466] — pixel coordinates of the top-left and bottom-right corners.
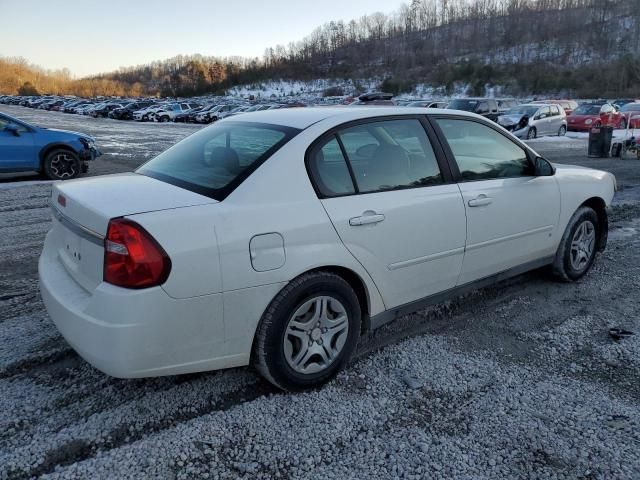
[38, 233, 240, 378]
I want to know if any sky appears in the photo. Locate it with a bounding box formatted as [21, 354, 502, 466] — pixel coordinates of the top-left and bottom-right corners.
[0, 0, 404, 77]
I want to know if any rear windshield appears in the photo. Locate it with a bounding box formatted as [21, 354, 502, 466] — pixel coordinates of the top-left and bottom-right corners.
[137, 121, 300, 200]
[621, 103, 640, 112]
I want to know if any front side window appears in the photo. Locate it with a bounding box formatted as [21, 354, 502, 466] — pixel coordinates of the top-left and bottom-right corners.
[537, 107, 550, 119]
[138, 122, 299, 200]
[334, 119, 442, 193]
[435, 118, 532, 181]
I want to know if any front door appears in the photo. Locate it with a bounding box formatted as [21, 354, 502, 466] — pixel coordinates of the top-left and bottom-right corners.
[432, 116, 561, 285]
[0, 116, 36, 171]
[307, 118, 467, 309]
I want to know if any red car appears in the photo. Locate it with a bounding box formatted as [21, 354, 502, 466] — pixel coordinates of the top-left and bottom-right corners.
[567, 103, 627, 131]
[619, 102, 640, 129]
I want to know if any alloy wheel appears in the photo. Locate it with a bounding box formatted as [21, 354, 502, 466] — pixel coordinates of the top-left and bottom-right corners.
[49, 153, 78, 179]
[570, 220, 595, 271]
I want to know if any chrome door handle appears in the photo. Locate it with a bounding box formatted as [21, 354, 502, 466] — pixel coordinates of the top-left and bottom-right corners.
[349, 211, 385, 226]
[468, 195, 492, 207]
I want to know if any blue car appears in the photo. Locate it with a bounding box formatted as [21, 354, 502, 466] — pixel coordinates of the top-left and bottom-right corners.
[0, 112, 101, 180]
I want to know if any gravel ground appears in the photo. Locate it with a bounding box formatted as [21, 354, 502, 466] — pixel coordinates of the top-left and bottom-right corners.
[1, 105, 639, 479]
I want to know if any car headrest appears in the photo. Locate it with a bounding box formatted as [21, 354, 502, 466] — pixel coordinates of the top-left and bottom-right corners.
[209, 146, 240, 174]
[371, 144, 410, 174]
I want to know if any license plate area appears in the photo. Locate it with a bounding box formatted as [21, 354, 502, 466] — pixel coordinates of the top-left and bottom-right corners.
[62, 227, 83, 265]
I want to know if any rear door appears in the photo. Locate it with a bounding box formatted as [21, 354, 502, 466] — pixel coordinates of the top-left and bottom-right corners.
[431, 116, 560, 285]
[308, 117, 467, 309]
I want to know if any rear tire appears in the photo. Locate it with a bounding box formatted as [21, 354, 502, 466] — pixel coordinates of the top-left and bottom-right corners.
[252, 271, 361, 391]
[42, 149, 81, 180]
[558, 125, 566, 136]
[553, 207, 599, 282]
[620, 118, 627, 130]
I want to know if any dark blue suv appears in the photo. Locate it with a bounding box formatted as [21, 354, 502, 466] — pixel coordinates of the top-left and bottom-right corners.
[0, 112, 101, 180]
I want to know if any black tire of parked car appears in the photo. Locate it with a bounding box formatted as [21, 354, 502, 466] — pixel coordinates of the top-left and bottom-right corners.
[42, 149, 81, 180]
[620, 118, 627, 130]
[552, 206, 600, 282]
[527, 127, 537, 139]
[252, 271, 362, 391]
[558, 125, 566, 136]
[159, 116, 170, 123]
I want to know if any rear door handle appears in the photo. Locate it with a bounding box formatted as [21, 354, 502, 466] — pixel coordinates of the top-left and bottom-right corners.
[349, 211, 385, 226]
[468, 195, 492, 207]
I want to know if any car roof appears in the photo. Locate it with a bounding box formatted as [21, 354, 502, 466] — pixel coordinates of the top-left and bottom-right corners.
[520, 103, 549, 108]
[221, 106, 478, 129]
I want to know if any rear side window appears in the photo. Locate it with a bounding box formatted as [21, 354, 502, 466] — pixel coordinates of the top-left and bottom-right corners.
[435, 118, 532, 181]
[308, 119, 443, 196]
[307, 137, 355, 197]
[138, 121, 299, 200]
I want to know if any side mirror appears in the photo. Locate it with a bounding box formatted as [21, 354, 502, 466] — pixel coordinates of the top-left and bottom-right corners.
[4, 124, 20, 136]
[534, 156, 555, 176]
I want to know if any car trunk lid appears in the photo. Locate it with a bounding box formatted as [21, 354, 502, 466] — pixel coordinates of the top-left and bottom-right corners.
[49, 172, 217, 292]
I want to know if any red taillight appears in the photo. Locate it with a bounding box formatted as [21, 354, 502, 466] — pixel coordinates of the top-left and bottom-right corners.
[103, 218, 171, 289]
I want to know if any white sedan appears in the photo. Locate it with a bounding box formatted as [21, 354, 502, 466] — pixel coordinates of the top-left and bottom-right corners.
[39, 107, 616, 390]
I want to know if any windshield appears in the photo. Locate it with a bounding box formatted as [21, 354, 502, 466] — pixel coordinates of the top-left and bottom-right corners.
[506, 106, 538, 116]
[621, 103, 640, 112]
[447, 99, 478, 111]
[573, 104, 602, 115]
[137, 121, 300, 200]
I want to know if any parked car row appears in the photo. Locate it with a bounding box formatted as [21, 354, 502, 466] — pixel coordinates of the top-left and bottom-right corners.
[2, 94, 639, 138]
[0, 95, 312, 124]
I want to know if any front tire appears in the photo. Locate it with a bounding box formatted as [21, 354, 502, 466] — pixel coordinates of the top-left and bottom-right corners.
[620, 118, 627, 130]
[253, 271, 361, 391]
[553, 207, 599, 282]
[43, 149, 81, 180]
[527, 127, 537, 140]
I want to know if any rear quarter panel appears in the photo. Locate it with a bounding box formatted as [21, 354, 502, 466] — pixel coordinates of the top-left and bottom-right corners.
[127, 204, 223, 299]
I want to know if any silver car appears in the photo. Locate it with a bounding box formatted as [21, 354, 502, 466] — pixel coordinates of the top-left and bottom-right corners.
[497, 103, 567, 139]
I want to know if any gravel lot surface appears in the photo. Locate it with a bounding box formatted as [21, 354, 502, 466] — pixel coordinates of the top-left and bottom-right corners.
[1, 105, 639, 479]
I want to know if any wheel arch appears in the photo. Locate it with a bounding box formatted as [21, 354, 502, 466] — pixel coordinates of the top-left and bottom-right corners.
[39, 143, 78, 170]
[284, 266, 373, 334]
[580, 196, 608, 251]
